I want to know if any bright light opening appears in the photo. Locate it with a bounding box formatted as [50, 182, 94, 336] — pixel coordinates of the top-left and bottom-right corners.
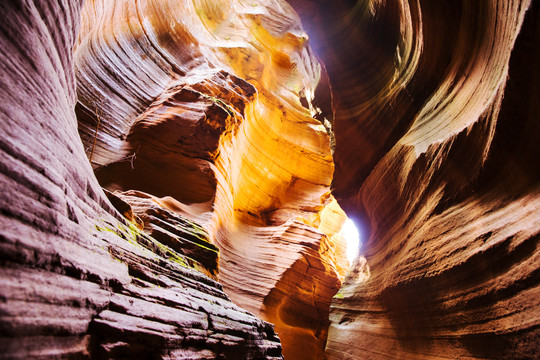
[342, 218, 361, 265]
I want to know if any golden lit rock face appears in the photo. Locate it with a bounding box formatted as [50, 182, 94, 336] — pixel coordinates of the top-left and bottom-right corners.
[289, 0, 539, 358]
[0, 1, 283, 358]
[4, 0, 536, 358]
[75, 0, 348, 358]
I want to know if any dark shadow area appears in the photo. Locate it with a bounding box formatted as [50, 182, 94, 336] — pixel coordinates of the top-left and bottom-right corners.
[474, 0, 540, 194]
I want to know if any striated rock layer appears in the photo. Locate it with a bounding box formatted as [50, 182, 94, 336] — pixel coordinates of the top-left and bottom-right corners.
[3, 0, 536, 359]
[74, 0, 349, 358]
[0, 1, 283, 358]
[287, 0, 540, 359]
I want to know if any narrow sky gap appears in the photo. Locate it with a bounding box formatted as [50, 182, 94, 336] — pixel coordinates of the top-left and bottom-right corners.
[342, 218, 361, 265]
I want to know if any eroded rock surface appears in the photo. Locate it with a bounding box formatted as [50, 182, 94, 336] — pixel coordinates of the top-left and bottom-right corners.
[0, 1, 282, 358]
[74, 0, 349, 358]
[3, 0, 537, 359]
[287, 0, 540, 358]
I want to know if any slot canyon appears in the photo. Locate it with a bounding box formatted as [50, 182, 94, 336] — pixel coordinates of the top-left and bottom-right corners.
[0, 0, 538, 359]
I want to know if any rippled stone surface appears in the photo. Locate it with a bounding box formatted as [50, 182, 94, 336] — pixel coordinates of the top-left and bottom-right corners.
[2, 0, 538, 358]
[287, 0, 539, 358]
[74, 0, 348, 358]
[0, 1, 283, 358]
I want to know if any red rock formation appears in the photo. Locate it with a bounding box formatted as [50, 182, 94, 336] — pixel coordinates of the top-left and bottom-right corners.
[0, 1, 282, 358]
[4, 0, 537, 359]
[288, 0, 540, 358]
[95, 70, 256, 210]
[107, 190, 220, 279]
[74, 1, 349, 358]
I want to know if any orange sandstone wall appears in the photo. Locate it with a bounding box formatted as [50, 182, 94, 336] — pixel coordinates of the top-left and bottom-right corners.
[74, 0, 348, 358]
[3, 0, 536, 358]
[288, 0, 539, 358]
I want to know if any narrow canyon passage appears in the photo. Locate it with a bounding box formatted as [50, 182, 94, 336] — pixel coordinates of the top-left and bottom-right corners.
[0, 1, 538, 360]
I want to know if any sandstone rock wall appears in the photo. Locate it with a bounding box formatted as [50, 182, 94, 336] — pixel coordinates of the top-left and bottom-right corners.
[74, 0, 348, 358]
[289, 0, 539, 358]
[2, 0, 537, 358]
[0, 1, 283, 358]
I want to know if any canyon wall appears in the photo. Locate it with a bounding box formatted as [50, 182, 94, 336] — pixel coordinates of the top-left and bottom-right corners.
[1, 0, 538, 359]
[74, 0, 350, 357]
[289, 0, 539, 359]
[2, 0, 349, 359]
[0, 1, 289, 358]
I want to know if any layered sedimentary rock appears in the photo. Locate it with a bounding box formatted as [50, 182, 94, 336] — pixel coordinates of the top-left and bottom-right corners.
[74, 0, 349, 358]
[287, 0, 540, 358]
[0, 1, 283, 358]
[106, 190, 220, 279]
[3, 0, 536, 358]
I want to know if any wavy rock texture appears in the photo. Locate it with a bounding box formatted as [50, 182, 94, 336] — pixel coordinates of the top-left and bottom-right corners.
[0, 1, 283, 358]
[3, 0, 536, 359]
[288, 0, 540, 359]
[74, 0, 348, 358]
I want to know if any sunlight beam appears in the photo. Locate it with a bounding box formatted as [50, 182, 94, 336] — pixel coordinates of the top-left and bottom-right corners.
[342, 219, 361, 265]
